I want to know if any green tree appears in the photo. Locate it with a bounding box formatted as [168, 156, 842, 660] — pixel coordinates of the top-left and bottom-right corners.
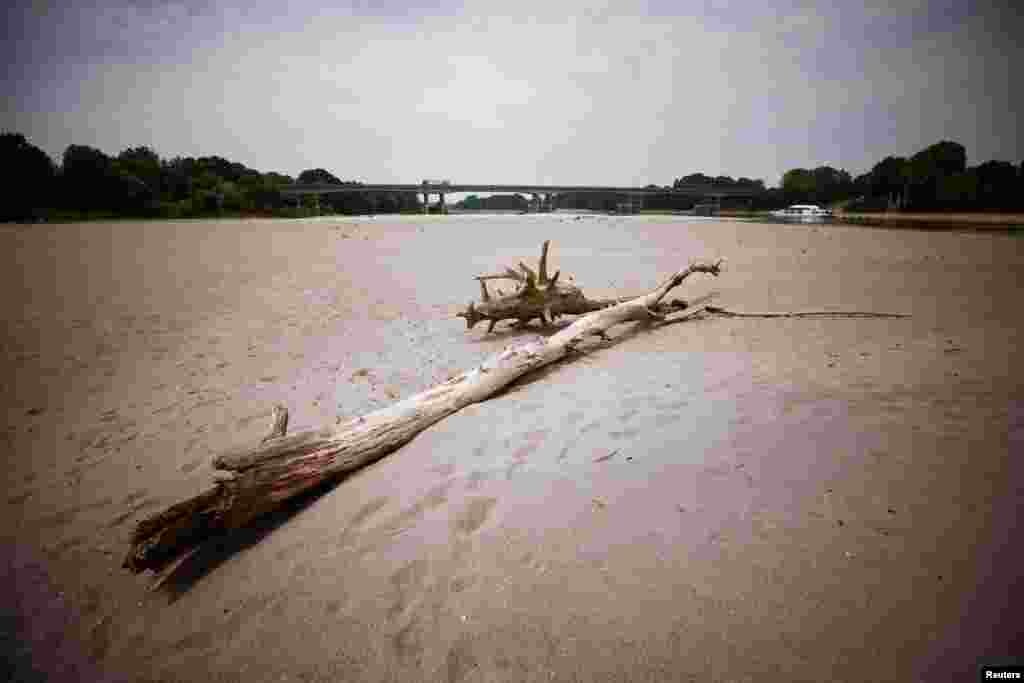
[117, 147, 161, 192]
[675, 173, 714, 186]
[61, 144, 117, 210]
[297, 168, 343, 185]
[160, 157, 194, 202]
[868, 156, 908, 202]
[1019, 161, 1024, 209]
[109, 146, 164, 213]
[974, 160, 1017, 209]
[810, 166, 852, 203]
[936, 169, 978, 208]
[781, 168, 815, 199]
[0, 132, 56, 221]
[908, 140, 967, 209]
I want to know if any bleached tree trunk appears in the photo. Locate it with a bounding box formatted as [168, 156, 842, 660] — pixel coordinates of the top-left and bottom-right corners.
[124, 260, 723, 579]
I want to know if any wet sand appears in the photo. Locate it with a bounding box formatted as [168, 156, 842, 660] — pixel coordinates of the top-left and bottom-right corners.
[2, 215, 1021, 682]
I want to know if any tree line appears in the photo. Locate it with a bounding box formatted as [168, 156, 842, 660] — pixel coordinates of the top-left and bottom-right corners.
[550, 142, 1024, 213]
[3, 132, 1023, 222]
[553, 141, 1023, 213]
[776, 141, 1024, 211]
[0, 132, 420, 222]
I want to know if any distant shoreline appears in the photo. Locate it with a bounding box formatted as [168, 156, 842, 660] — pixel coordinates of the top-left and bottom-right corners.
[707, 209, 1024, 231]
[714, 208, 1024, 222]
[836, 210, 1024, 224]
[6, 209, 1023, 231]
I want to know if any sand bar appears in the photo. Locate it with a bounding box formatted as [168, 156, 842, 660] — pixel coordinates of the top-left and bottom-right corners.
[1, 214, 1021, 681]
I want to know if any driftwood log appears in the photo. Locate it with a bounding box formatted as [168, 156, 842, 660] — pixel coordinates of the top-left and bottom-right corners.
[456, 241, 635, 332]
[124, 240, 909, 586]
[455, 241, 908, 332]
[124, 257, 724, 580]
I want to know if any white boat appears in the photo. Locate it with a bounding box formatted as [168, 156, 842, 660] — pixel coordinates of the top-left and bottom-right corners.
[770, 204, 834, 220]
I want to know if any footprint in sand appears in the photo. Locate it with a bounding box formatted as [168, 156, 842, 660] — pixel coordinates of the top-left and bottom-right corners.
[168, 591, 284, 656]
[450, 575, 475, 593]
[88, 616, 112, 660]
[126, 496, 162, 516]
[453, 497, 497, 536]
[8, 490, 32, 505]
[388, 558, 429, 622]
[179, 457, 204, 474]
[335, 496, 390, 548]
[290, 560, 314, 580]
[107, 509, 135, 529]
[392, 616, 426, 663]
[357, 483, 451, 552]
[122, 489, 148, 505]
[349, 496, 390, 528]
[48, 535, 87, 556]
[38, 497, 115, 529]
[519, 551, 542, 570]
[446, 635, 479, 683]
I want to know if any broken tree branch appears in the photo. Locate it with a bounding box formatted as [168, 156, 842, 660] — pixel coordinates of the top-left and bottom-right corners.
[704, 307, 908, 319]
[261, 404, 289, 444]
[123, 258, 723, 578]
[457, 241, 642, 333]
[457, 243, 909, 333]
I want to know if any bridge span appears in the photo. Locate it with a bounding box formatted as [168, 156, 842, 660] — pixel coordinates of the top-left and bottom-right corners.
[279, 182, 763, 213]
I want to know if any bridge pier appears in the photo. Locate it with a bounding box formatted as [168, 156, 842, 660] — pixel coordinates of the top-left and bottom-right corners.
[439, 192, 447, 214]
[422, 192, 430, 213]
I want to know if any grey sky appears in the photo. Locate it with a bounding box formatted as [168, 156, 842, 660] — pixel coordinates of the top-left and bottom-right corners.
[3, 0, 1021, 186]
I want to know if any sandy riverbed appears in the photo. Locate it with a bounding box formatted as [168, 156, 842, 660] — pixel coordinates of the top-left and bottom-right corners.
[1, 214, 1021, 682]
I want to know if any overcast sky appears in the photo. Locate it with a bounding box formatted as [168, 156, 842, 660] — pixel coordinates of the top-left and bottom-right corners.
[3, 0, 1021, 186]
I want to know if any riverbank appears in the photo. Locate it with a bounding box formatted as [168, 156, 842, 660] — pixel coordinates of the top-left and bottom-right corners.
[2, 214, 1021, 681]
[707, 208, 1024, 230]
[836, 210, 1024, 228]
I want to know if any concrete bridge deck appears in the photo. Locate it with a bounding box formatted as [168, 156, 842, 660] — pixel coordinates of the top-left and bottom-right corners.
[279, 183, 762, 197]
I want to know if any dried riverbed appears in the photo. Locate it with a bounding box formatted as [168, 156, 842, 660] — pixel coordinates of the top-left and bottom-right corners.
[1, 214, 1021, 681]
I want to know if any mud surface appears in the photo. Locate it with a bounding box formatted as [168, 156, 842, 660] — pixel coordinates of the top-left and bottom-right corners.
[2, 214, 1021, 681]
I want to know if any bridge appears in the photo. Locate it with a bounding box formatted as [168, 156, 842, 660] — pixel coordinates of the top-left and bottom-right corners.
[279, 181, 763, 213]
